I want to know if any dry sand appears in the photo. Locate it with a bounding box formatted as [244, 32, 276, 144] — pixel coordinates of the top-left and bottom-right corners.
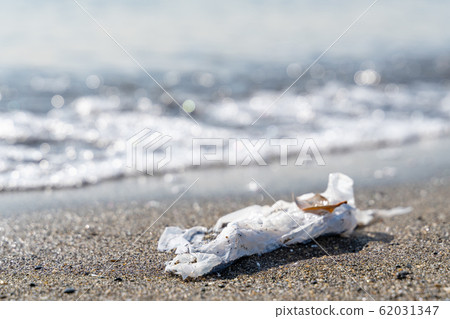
[0, 176, 449, 300]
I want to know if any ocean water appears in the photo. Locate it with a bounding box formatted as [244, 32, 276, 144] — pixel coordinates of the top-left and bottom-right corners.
[1, 1, 450, 191]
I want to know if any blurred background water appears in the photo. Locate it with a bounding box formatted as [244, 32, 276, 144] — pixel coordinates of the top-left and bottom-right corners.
[1, 0, 450, 191]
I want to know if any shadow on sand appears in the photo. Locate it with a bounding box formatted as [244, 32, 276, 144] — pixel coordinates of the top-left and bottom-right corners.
[204, 231, 393, 280]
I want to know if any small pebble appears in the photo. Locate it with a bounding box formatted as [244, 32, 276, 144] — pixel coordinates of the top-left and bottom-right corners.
[114, 277, 123, 282]
[34, 266, 43, 270]
[63, 288, 76, 294]
[218, 283, 225, 288]
[311, 280, 318, 285]
[29, 283, 37, 287]
[396, 271, 410, 280]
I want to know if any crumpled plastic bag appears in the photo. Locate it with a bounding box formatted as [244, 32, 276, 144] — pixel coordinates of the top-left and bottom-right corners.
[158, 173, 412, 279]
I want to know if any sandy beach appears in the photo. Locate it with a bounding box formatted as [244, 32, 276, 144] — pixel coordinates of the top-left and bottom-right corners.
[2, 0, 450, 310]
[1, 171, 448, 301]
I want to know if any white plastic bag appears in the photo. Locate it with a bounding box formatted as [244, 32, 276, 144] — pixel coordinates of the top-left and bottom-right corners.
[158, 173, 411, 279]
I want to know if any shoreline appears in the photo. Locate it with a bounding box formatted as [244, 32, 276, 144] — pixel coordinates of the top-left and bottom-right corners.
[1, 136, 450, 216]
[0, 137, 449, 300]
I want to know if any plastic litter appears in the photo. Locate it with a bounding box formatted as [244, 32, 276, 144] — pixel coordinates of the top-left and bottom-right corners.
[158, 173, 412, 279]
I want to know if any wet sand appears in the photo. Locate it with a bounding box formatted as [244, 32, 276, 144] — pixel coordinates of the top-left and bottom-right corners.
[0, 175, 448, 300]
